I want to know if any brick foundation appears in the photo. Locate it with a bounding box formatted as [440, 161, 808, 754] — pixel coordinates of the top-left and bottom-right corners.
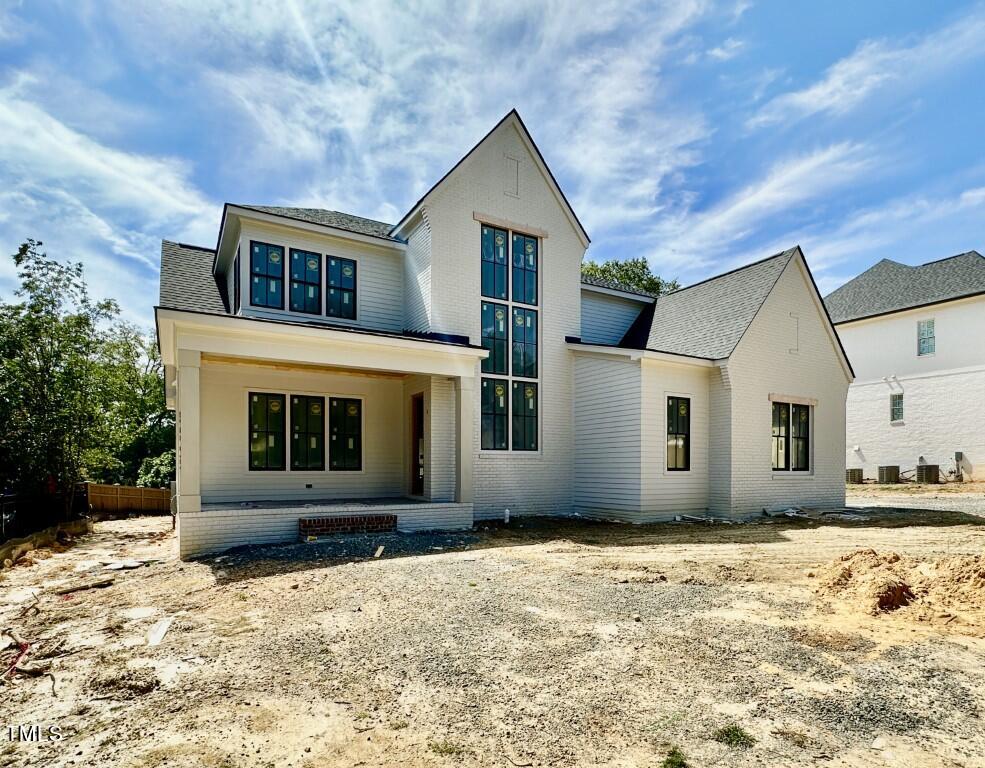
[299, 514, 397, 537]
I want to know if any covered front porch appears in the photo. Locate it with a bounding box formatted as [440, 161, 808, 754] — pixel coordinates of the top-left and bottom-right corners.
[157, 310, 486, 559]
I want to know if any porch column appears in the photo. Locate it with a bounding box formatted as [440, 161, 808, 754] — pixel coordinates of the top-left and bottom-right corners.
[454, 375, 474, 503]
[176, 349, 202, 514]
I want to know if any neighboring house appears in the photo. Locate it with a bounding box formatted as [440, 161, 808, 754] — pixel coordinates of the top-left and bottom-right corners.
[825, 252, 985, 481]
[157, 110, 853, 559]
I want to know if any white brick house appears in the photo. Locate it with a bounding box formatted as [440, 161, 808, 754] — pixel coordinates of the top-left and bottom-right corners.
[825, 252, 985, 481]
[157, 110, 853, 558]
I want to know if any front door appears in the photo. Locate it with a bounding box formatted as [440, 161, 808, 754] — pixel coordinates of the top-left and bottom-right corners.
[411, 394, 424, 496]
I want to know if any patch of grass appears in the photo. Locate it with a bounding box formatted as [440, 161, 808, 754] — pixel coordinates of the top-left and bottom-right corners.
[389, 720, 408, 730]
[661, 746, 689, 768]
[772, 728, 811, 748]
[235, 591, 248, 601]
[429, 739, 468, 757]
[713, 723, 756, 748]
[354, 711, 370, 720]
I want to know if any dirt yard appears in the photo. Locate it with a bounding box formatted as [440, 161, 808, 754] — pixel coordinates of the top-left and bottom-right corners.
[2, 506, 984, 768]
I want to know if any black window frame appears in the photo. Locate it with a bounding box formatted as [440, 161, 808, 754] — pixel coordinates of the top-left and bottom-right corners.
[291, 395, 326, 471]
[248, 392, 286, 471]
[289, 248, 322, 315]
[249, 241, 285, 309]
[511, 232, 538, 306]
[666, 396, 690, 471]
[772, 401, 789, 471]
[512, 382, 538, 451]
[329, 396, 362, 471]
[481, 301, 508, 375]
[326, 256, 357, 320]
[511, 307, 538, 378]
[890, 392, 904, 422]
[790, 404, 810, 472]
[481, 225, 508, 300]
[481, 378, 508, 450]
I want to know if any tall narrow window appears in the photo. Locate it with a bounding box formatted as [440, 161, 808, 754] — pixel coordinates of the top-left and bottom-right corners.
[233, 247, 241, 313]
[249, 393, 286, 471]
[250, 242, 284, 308]
[511, 308, 538, 378]
[326, 257, 357, 320]
[791, 404, 810, 471]
[667, 396, 690, 471]
[329, 397, 362, 470]
[890, 393, 904, 422]
[291, 395, 325, 470]
[481, 378, 508, 450]
[917, 319, 935, 356]
[481, 301, 508, 374]
[512, 382, 538, 451]
[511, 233, 538, 305]
[481, 226, 508, 299]
[290, 249, 322, 314]
[771, 402, 789, 471]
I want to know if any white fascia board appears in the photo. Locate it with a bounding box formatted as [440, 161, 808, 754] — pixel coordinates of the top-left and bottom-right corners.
[567, 342, 713, 367]
[579, 284, 655, 303]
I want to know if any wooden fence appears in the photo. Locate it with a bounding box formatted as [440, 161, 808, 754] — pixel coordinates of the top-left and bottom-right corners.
[85, 483, 172, 516]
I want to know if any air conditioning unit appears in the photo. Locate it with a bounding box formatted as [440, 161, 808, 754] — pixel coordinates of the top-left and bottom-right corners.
[846, 469, 863, 484]
[878, 465, 900, 484]
[916, 464, 939, 484]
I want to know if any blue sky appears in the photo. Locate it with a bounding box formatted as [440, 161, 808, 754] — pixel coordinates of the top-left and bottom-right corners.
[1, 1, 983, 327]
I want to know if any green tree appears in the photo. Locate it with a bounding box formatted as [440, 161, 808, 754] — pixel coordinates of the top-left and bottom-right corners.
[581, 257, 679, 296]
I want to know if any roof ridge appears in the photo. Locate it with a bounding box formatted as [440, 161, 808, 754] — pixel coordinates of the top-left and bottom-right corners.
[237, 204, 395, 229]
[918, 250, 984, 266]
[660, 247, 798, 299]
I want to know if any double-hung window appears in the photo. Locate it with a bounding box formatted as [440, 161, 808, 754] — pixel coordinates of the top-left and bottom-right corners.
[289, 249, 322, 314]
[329, 397, 362, 470]
[250, 242, 284, 308]
[917, 319, 935, 356]
[772, 401, 810, 472]
[249, 393, 286, 470]
[890, 393, 904, 422]
[291, 395, 325, 470]
[667, 397, 690, 471]
[326, 257, 357, 319]
[480, 225, 539, 452]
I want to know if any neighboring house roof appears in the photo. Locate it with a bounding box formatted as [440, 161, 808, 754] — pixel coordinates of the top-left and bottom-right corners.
[160, 240, 227, 313]
[234, 205, 400, 242]
[620, 248, 799, 359]
[823, 251, 985, 324]
[580, 274, 657, 299]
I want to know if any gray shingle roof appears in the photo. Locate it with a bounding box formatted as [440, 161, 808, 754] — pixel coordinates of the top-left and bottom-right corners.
[159, 240, 226, 313]
[580, 274, 657, 298]
[622, 248, 798, 359]
[824, 251, 985, 324]
[236, 205, 400, 242]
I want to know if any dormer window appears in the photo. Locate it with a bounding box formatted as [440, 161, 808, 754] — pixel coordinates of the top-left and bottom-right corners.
[327, 257, 357, 320]
[289, 249, 321, 314]
[250, 241, 284, 309]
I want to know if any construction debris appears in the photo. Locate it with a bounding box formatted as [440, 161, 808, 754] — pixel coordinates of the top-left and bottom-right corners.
[146, 617, 173, 647]
[53, 578, 115, 595]
[374, 545, 385, 558]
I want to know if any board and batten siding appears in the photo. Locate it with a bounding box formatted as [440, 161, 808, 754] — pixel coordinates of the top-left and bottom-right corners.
[640, 360, 711, 518]
[573, 354, 642, 518]
[722, 257, 850, 517]
[580, 290, 648, 345]
[233, 218, 405, 332]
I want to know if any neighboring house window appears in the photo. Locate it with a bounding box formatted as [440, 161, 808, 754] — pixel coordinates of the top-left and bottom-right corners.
[290, 249, 322, 315]
[891, 393, 904, 422]
[481, 301, 508, 374]
[326, 257, 357, 320]
[512, 382, 538, 451]
[481, 226, 508, 299]
[481, 378, 508, 450]
[329, 397, 362, 470]
[250, 241, 284, 309]
[772, 401, 811, 472]
[667, 396, 690, 471]
[917, 319, 935, 356]
[249, 393, 286, 471]
[511, 307, 538, 378]
[291, 395, 325, 470]
[511, 233, 538, 305]
[233, 247, 241, 313]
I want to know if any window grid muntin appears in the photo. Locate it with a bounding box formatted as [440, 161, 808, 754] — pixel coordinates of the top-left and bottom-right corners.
[481, 301, 509, 375]
[289, 249, 322, 315]
[250, 241, 285, 309]
[249, 392, 286, 471]
[917, 319, 935, 356]
[329, 397, 362, 470]
[790, 404, 810, 471]
[666, 396, 690, 471]
[890, 393, 904, 422]
[771, 402, 789, 471]
[326, 257, 357, 320]
[291, 395, 325, 470]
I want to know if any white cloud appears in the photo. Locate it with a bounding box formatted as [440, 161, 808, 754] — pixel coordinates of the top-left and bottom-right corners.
[749, 8, 985, 128]
[707, 37, 744, 61]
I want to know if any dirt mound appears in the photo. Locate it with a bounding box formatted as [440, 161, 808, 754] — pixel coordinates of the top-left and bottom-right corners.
[817, 549, 914, 614]
[88, 667, 160, 699]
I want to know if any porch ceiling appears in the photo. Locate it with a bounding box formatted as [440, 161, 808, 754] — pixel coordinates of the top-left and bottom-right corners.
[200, 353, 409, 379]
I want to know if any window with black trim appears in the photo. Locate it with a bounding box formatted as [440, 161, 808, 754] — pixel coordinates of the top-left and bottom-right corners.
[250, 242, 284, 308]
[249, 392, 286, 471]
[233, 247, 241, 313]
[329, 397, 362, 470]
[890, 393, 904, 422]
[481, 378, 508, 450]
[772, 402, 789, 471]
[481, 226, 508, 299]
[511, 307, 537, 378]
[481, 301, 508, 374]
[291, 395, 325, 470]
[512, 382, 538, 451]
[290, 249, 322, 314]
[326, 257, 356, 320]
[791, 404, 810, 471]
[667, 396, 690, 471]
[511, 233, 538, 305]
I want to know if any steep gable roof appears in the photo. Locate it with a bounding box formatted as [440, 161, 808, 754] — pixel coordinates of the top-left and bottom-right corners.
[824, 251, 985, 324]
[390, 109, 590, 247]
[580, 274, 657, 299]
[160, 240, 227, 313]
[622, 249, 798, 359]
[233, 205, 400, 242]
